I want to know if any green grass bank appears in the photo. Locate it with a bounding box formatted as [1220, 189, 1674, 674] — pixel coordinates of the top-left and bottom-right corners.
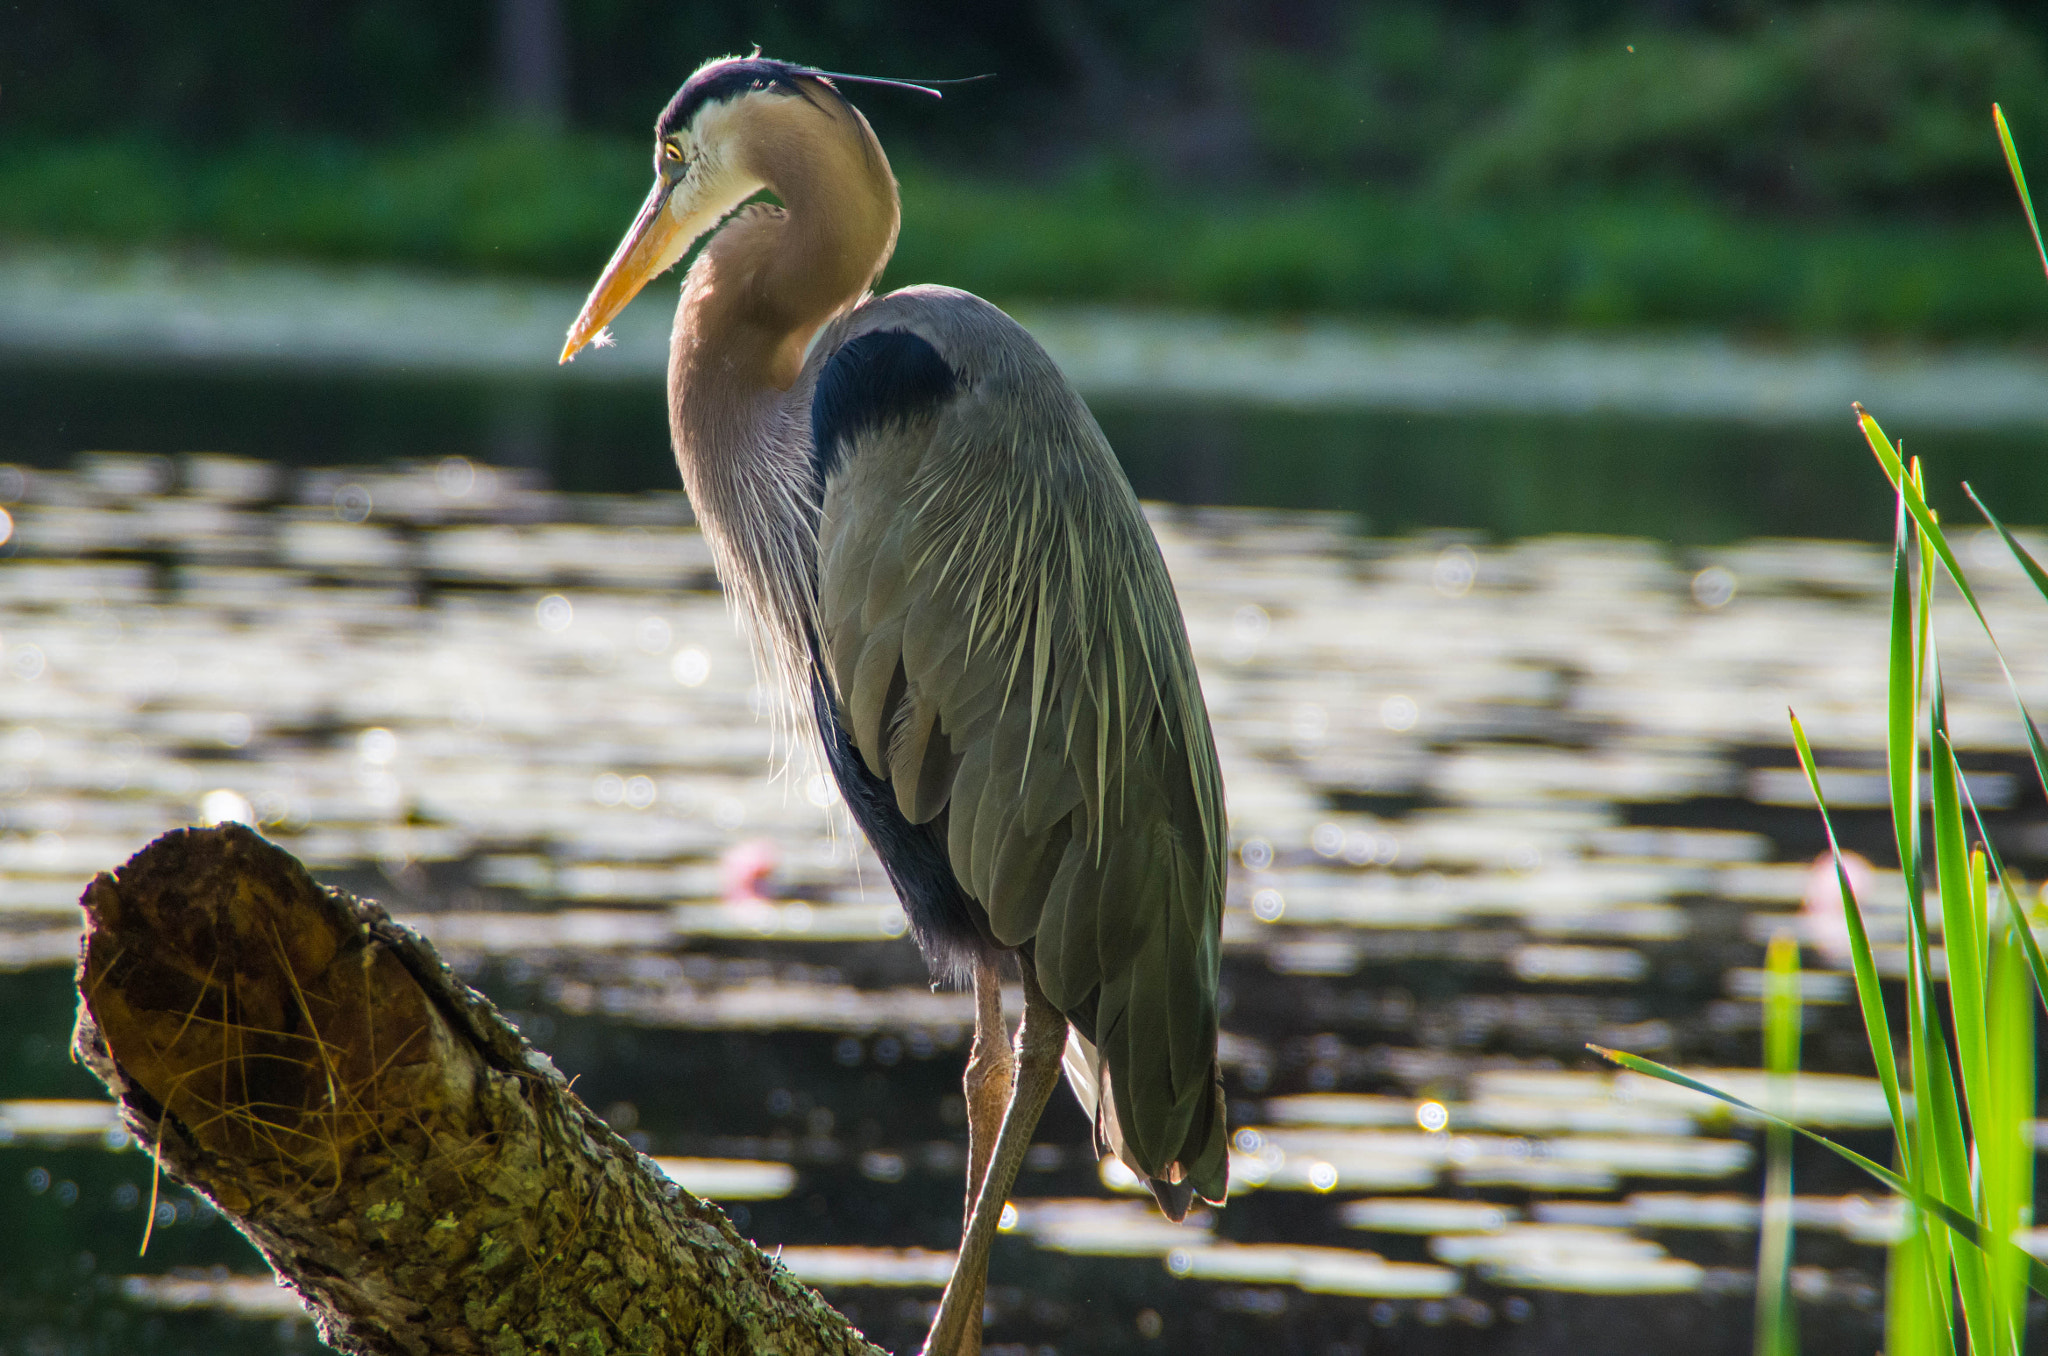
[4, 134, 2047, 341]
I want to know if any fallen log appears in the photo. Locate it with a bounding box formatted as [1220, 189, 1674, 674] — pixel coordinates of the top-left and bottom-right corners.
[71, 823, 884, 1356]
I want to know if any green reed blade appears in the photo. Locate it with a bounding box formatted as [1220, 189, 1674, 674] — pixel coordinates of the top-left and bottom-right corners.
[1586, 1045, 2048, 1300]
[1977, 849, 2032, 1355]
[1757, 934, 1801, 1356]
[1888, 1215, 1956, 1356]
[1954, 775, 2042, 1356]
[1968, 785, 2048, 1012]
[2000, 863, 2048, 1015]
[1887, 483, 1949, 1228]
[1764, 932, 1803, 1081]
[2012, 883, 2048, 1011]
[1872, 431, 2040, 1352]
[1916, 515, 2024, 1355]
[1908, 1023, 1958, 1350]
[1789, 710, 1907, 1154]
[1949, 546, 2048, 1017]
[1884, 484, 1923, 937]
[1861, 407, 2048, 804]
[1882, 482, 1964, 1347]
[1863, 406, 1982, 626]
[1994, 103, 2048, 283]
[1961, 487, 2048, 803]
[1985, 880, 2036, 1352]
[1915, 458, 1935, 741]
[1964, 483, 2048, 607]
[1930, 682, 1990, 1138]
[1919, 989, 1997, 1356]
[1959, 770, 2040, 998]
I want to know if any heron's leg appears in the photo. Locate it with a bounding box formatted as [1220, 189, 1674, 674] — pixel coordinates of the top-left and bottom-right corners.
[961, 954, 1014, 1223]
[921, 963, 1067, 1356]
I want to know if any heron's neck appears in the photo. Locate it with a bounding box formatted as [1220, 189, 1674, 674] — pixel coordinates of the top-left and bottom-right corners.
[665, 98, 899, 734]
[670, 104, 899, 465]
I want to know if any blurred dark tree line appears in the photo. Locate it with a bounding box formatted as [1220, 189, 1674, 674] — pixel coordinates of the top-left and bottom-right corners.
[4, 0, 2046, 212]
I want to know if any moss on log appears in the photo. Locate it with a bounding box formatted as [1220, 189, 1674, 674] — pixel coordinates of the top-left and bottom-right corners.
[71, 823, 885, 1356]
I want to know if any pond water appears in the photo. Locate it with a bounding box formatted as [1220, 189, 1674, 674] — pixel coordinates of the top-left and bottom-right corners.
[6, 358, 2048, 543]
[0, 383, 2046, 1354]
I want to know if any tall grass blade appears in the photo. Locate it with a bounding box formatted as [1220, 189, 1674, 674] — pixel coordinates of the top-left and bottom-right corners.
[1856, 417, 1982, 620]
[1585, 1045, 2048, 1299]
[1859, 405, 2048, 800]
[1880, 471, 1962, 1350]
[1983, 856, 2035, 1354]
[1963, 483, 2048, 607]
[1848, 126, 2047, 1346]
[1955, 775, 2042, 1356]
[1994, 103, 2048, 282]
[1888, 1216, 1949, 1356]
[1900, 438, 2031, 1356]
[1917, 972, 1995, 1356]
[1960, 777, 2048, 1012]
[1875, 447, 2038, 1352]
[1930, 679, 1989, 1139]
[1906, 468, 1973, 1347]
[1788, 710, 1907, 1147]
[1884, 482, 1923, 945]
[1998, 859, 2048, 1015]
[1756, 933, 1800, 1356]
[1899, 444, 2031, 1355]
[1790, 702, 1961, 1350]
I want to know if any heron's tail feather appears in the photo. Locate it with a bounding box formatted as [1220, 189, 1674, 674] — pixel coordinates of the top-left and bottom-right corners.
[1063, 1029, 1228, 1221]
[1151, 1175, 1196, 1221]
[1179, 1066, 1230, 1209]
[1061, 1027, 1102, 1126]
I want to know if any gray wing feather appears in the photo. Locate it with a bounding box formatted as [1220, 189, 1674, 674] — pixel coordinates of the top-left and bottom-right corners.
[810, 286, 1226, 1199]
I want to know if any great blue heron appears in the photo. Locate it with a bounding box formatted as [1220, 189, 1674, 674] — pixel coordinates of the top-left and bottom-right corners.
[560, 54, 1228, 1354]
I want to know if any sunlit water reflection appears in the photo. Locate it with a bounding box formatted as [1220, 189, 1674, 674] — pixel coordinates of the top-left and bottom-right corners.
[11, 358, 2048, 543]
[1, 451, 2046, 1354]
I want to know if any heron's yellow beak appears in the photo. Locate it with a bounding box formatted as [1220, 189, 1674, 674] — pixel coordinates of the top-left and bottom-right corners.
[560, 178, 689, 364]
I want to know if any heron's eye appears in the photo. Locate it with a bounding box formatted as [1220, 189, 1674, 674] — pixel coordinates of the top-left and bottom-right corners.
[661, 140, 685, 165]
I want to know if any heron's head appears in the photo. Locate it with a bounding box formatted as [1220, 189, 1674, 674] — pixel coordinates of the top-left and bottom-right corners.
[561, 55, 846, 363]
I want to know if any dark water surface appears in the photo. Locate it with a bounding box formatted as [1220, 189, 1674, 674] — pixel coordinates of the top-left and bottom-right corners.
[2, 363, 2047, 1355]
[4, 358, 2045, 540]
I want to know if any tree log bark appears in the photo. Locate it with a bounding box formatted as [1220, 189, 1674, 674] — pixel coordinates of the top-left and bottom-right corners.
[71, 824, 885, 1356]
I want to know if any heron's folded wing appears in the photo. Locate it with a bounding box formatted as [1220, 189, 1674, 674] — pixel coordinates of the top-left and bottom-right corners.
[811, 303, 1226, 1196]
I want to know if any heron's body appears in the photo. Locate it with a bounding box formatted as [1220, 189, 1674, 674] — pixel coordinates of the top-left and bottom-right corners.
[564, 56, 1227, 1352]
[809, 290, 1227, 1202]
